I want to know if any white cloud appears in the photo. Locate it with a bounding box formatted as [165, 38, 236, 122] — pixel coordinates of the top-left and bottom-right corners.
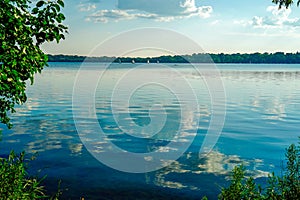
[87, 0, 213, 23]
[250, 6, 300, 28]
[233, 19, 248, 26]
[78, 3, 97, 12]
[87, 9, 158, 23]
[180, 0, 212, 18]
[210, 20, 220, 25]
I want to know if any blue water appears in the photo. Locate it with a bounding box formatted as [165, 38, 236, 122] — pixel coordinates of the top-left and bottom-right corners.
[1, 63, 299, 199]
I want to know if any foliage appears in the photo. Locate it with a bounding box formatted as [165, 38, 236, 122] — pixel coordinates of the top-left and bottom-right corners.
[188, 52, 300, 64]
[218, 165, 262, 200]
[0, 1, 67, 199]
[0, 151, 47, 199]
[265, 143, 300, 199]
[272, 0, 300, 8]
[47, 52, 300, 64]
[218, 140, 300, 200]
[0, 0, 67, 129]
[0, 151, 62, 199]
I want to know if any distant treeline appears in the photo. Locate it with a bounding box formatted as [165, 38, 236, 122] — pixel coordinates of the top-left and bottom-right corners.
[47, 52, 300, 63]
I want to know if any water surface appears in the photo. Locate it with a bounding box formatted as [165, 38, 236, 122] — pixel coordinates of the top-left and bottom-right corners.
[1, 63, 299, 199]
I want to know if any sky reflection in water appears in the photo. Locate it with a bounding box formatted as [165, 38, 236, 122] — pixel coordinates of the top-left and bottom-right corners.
[0, 63, 299, 199]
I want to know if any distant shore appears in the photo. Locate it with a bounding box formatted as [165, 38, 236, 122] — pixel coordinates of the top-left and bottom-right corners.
[48, 52, 300, 64]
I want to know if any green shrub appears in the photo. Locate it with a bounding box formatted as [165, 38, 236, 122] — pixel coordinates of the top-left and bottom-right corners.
[218, 165, 262, 200]
[0, 151, 50, 199]
[218, 139, 300, 200]
[265, 142, 300, 200]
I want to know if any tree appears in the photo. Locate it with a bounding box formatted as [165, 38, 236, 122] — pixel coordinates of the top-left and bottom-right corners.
[0, 0, 67, 129]
[218, 165, 262, 200]
[273, 0, 300, 8]
[218, 139, 300, 200]
[0, 1, 67, 198]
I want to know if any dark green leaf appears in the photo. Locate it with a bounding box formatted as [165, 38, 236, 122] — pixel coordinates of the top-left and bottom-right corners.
[0, 0, 67, 128]
[36, 1, 45, 8]
[54, 4, 61, 12]
[57, 0, 65, 7]
[32, 8, 39, 14]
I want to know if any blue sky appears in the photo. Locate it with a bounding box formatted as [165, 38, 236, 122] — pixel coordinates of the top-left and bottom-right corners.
[42, 0, 300, 56]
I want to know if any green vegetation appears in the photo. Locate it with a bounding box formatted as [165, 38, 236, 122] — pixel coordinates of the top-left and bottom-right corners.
[0, 0, 67, 199]
[0, 151, 61, 199]
[0, 151, 46, 199]
[273, 0, 300, 8]
[218, 165, 262, 199]
[0, 0, 299, 199]
[217, 140, 300, 200]
[47, 52, 300, 64]
[0, 0, 67, 129]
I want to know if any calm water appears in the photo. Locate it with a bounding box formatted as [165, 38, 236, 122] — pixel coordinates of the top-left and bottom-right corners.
[1, 63, 300, 199]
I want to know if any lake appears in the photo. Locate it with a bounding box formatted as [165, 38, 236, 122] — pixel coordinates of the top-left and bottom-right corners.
[1, 62, 299, 199]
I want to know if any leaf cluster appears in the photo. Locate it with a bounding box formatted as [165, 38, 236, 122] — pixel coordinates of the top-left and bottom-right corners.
[272, 0, 300, 8]
[0, 151, 46, 199]
[0, 151, 62, 199]
[218, 140, 300, 200]
[0, 0, 67, 128]
[218, 166, 262, 200]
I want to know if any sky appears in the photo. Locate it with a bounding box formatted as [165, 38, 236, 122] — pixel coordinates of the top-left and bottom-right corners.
[41, 0, 300, 57]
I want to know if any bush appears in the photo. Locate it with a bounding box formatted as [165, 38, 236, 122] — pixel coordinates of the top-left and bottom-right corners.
[218, 165, 262, 199]
[218, 140, 300, 200]
[0, 151, 60, 199]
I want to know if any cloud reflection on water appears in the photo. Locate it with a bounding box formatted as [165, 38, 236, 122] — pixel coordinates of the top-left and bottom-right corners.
[149, 150, 271, 191]
[1, 64, 299, 197]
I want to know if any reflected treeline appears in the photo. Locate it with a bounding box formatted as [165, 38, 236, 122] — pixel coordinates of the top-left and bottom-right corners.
[220, 71, 300, 81]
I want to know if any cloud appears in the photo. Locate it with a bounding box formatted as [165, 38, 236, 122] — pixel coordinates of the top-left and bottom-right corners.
[87, 9, 158, 23]
[211, 20, 220, 25]
[78, 3, 97, 12]
[87, 0, 213, 23]
[250, 6, 300, 28]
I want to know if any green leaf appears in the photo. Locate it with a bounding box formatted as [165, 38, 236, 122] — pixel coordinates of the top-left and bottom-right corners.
[0, 0, 67, 128]
[54, 4, 61, 12]
[58, 13, 65, 21]
[57, 0, 65, 7]
[36, 1, 45, 8]
[32, 8, 39, 14]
